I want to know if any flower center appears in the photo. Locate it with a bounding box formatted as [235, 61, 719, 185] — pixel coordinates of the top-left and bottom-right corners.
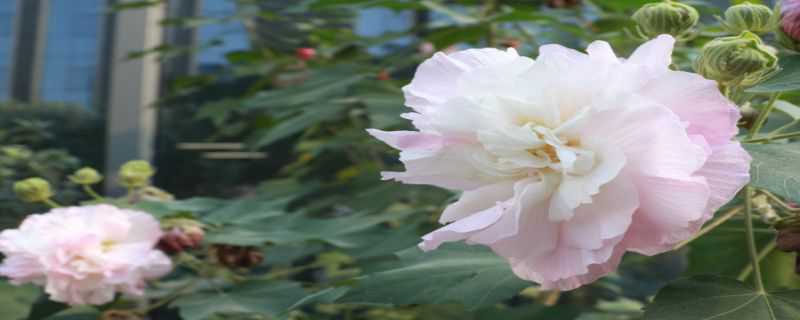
[527, 125, 595, 176]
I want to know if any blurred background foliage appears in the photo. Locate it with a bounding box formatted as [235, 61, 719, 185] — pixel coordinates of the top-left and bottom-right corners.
[4, 0, 800, 319]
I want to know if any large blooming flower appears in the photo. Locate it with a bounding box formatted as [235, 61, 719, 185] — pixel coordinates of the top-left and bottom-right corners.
[368, 35, 751, 290]
[0, 205, 172, 305]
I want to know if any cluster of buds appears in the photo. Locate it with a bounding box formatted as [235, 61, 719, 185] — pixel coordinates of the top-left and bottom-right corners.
[157, 219, 205, 254]
[632, 0, 699, 40]
[210, 244, 264, 269]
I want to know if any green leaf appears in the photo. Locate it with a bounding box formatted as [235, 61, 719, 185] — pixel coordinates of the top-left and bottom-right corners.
[201, 198, 286, 225]
[26, 295, 68, 320]
[645, 275, 800, 319]
[172, 280, 306, 320]
[338, 242, 529, 310]
[686, 219, 775, 278]
[243, 71, 363, 111]
[247, 104, 346, 148]
[775, 100, 800, 120]
[748, 55, 800, 93]
[0, 281, 37, 320]
[205, 211, 411, 246]
[745, 143, 800, 202]
[427, 25, 490, 48]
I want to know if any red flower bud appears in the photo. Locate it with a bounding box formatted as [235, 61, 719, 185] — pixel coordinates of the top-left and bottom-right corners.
[296, 47, 316, 61]
[777, 229, 800, 252]
[377, 70, 391, 81]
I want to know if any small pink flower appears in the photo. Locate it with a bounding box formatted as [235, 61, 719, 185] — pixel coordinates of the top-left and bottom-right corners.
[0, 205, 172, 305]
[368, 35, 750, 290]
[783, 0, 800, 41]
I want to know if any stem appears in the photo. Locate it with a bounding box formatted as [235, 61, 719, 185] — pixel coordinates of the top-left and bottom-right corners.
[83, 185, 104, 201]
[760, 189, 800, 213]
[674, 206, 743, 250]
[738, 240, 777, 281]
[744, 186, 766, 293]
[747, 93, 780, 140]
[746, 131, 800, 143]
[43, 199, 61, 208]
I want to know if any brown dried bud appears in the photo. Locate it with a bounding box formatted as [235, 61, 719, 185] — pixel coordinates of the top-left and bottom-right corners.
[211, 245, 264, 269]
[157, 225, 205, 254]
[501, 38, 521, 49]
[101, 310, 143, 320]
[546, 0, 581, 9]
[777, 229, 800, 252]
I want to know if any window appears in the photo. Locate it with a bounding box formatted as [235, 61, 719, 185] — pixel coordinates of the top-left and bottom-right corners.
[39, 0, 105, 108]
[0, 1, 17, 100]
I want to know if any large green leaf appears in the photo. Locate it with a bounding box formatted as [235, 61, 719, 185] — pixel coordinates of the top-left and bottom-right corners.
[745, 143, 800, 202]
[645, 275, 800, 319]
[337, 242, 529, 310]
[172, 280, 306, 320]
[205, 210, 411, 246]
[748, 55, 800, 93]
[0, 281, 37, 320]
[686, 219, 775, 278]
[247, 104, 346, 148]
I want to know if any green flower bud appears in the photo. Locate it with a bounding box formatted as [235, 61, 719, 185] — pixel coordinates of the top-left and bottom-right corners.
[14, 177, 53, 203]
[69, 167, 103, 185]
[632, 1, 699, 39]
[695, 32, 778, 87]
[118, 160, 155, 188]
[0, 146, 32, 162]
[719, 2, 776, 34]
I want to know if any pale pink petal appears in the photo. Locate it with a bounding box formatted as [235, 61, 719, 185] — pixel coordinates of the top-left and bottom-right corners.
[695, 141, 751, 214]
[623, 175, 710, 255]
[494, 175, 638, 290]
[402, 48, 521, 114]
[626, 34, 675, 69]
[439, 181, 515, 223]
[586, 41, 618, 63]
[640, 71, 740, 146]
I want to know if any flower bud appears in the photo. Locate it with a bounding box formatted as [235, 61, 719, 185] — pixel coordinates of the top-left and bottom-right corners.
[14, 178, 53, 203]
[546, 0, 581, 9]
[101, 310, 143, 320]
[296, 47, 316, 61]
[158, 219, 205, 254]
[0, 146, 32, 162]
[778, 1, 800, 52]
[211, 245, 264, 269]
[129, 186, 174, 204]
[69, 167, 103, 185]
[695, 32, 778, 87]
[118, 160, 155, 188]
[719, 2, 776, 34]
[632, 1, 699, 39]
[777, 229, 800, 252]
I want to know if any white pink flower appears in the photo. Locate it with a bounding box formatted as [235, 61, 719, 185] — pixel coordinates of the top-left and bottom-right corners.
[0, 204, 172, 305]
[368, 35, 751, 290]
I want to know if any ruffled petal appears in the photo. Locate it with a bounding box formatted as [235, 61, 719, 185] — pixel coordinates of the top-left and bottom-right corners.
[402, 48, 522, 114]
[439, 181, 515, 223]
[623, 175, 710, 255]
[640, 70, 740, 146]
[493, 174, 638, 290]
[626, 34, 675, 69]
[695, 141, 751, 214]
